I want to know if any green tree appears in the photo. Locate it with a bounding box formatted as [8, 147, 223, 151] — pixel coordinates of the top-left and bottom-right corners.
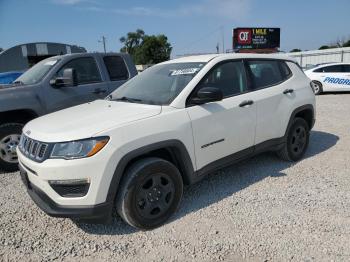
[119, 29, 145, 55]
[319, 45, 330, 50]
[290, 48, 301, 52]
[135, 35, 172, 64]
[120, 29, 172, 64]
[343, 40, 350, 47]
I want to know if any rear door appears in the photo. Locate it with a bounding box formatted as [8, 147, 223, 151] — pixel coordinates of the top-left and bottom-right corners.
[102, 56, 130, 93]
[45, 56, 108, 113]
[245, 59, 297, 145]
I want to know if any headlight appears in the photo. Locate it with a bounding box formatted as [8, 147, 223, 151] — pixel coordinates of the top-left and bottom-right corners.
[50, 137, 109, 160]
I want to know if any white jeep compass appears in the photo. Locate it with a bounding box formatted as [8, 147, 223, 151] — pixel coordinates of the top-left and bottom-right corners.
[17, 54, 316, 229]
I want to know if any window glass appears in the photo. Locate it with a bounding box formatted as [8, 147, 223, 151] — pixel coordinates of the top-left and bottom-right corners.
[56, 57, 101, 85]
[342, 64, 350, 73]
[313, 67, 323, 73]
[314, 65, 343, 73]
[198, 61, 247, 97]
[279, 61, 292, 79]
[15, 57, 59, 85]
[103, 56, 129, 81]
[111, 62, 206, 105]
[247, 60, 283, 89]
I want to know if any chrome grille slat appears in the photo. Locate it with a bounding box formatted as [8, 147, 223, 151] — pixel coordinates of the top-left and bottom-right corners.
[26, 140, 32, 153]
[19, 134, 48, 161]
[31, 142, 38, 156]
[38, 144, 47, 158]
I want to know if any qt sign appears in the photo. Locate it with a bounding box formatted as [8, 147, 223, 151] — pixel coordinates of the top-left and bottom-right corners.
[237, 29, 252, 44]
[233, 27, 280, 50]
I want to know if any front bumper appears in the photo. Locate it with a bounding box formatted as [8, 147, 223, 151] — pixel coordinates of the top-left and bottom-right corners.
[19, 164, 113, 222]
[17, 140, 122, 222]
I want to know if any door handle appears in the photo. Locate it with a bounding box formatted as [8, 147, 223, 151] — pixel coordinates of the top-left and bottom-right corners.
[283, 89, 294, 94]
[239, 100, 254, 107]
[93, 88, 107, 94]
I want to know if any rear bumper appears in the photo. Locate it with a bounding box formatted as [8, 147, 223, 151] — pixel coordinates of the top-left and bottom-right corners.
[20, 165, 113, 223]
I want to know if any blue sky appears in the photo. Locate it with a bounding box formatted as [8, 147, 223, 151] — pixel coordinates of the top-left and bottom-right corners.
[0, 0, 349, 56]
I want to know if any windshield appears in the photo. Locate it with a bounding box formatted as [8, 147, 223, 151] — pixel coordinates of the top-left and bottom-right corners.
[15, 57, 60, 85]
[111, 62, 206, 105]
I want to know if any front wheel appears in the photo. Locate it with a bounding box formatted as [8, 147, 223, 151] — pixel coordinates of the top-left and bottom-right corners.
[116, 157, 183, 230]
[0, 123, 23, 172]
[277, 118, 310, 161]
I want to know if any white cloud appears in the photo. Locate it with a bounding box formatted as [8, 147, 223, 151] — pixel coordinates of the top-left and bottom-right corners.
[82, 0, 251, 20]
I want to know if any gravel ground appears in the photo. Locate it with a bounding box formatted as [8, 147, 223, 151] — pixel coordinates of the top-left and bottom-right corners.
[1, 94, 350, 262]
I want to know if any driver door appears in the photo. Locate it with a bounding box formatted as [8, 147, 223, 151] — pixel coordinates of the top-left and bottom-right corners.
[45, 56, 108, 113]
[186, 60, 257, 170]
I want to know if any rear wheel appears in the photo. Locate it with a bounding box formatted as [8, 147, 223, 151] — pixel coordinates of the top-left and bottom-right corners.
[0, 123, 23, 172]
[277, 118, 309, 161]
[116, 157, 183, 230]
[311, 80, 323, 95]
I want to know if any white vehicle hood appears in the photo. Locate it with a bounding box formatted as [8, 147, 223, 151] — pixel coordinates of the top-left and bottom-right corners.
[24, 100, 162, 142]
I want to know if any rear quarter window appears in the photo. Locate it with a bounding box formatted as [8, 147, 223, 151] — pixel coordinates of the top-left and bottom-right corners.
[279, 61, 293, 80]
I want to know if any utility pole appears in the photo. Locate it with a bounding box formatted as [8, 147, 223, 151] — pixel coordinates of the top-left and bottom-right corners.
[221, 26, 225, 53]
[98, 36, 107, 53]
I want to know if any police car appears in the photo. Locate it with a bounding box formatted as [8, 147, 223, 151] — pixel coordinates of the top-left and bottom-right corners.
[304, 62, 350, 95]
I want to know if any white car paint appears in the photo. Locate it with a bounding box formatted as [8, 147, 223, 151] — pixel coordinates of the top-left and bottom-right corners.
[304, 62, 350, 92]
[17, 53, 315, 211]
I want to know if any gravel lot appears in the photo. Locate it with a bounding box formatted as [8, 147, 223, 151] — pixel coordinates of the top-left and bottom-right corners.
[1, 94, 350, 262]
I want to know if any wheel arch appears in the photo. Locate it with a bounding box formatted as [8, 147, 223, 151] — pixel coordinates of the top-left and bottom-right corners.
[285, 104, 315, 136]
[105, 140, 195, 204]
[0, 109, 38, 126]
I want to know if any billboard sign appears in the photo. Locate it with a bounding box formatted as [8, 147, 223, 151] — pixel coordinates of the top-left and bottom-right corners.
[233, 28, 280, 50]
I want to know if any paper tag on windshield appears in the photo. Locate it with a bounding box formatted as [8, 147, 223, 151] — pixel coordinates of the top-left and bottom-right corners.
[171, 68, 200, 76]
[44, 60, 58, 66]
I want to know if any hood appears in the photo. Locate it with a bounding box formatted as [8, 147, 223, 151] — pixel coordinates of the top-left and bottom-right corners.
[24, 100, 162, 142]
[0, 83, 21, 89]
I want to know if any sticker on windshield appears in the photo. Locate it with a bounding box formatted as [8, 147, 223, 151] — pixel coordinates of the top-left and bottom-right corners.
[44, 60, 58, 66]
[170, 68, 200, 76]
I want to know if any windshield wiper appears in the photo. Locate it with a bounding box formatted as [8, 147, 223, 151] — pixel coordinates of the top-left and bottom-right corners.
[114, 96, 142, 103]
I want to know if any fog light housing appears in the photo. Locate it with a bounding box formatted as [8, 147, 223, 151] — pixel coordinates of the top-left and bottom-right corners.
[49, 179, 90, 198]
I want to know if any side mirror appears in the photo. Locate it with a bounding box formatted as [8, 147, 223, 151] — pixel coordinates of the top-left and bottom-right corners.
[50, 68, 77, 88]
[191, 87, 223, 105]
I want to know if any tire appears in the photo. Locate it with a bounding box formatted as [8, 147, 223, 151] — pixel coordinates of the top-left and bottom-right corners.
[116, 157, 183, 230]
[277, 117, 309, 162]
[0, 123, 23, 172]
[311, 80, 323, 95]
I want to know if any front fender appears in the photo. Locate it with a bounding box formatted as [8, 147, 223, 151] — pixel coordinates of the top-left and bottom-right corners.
[0, 85, 44, 115]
